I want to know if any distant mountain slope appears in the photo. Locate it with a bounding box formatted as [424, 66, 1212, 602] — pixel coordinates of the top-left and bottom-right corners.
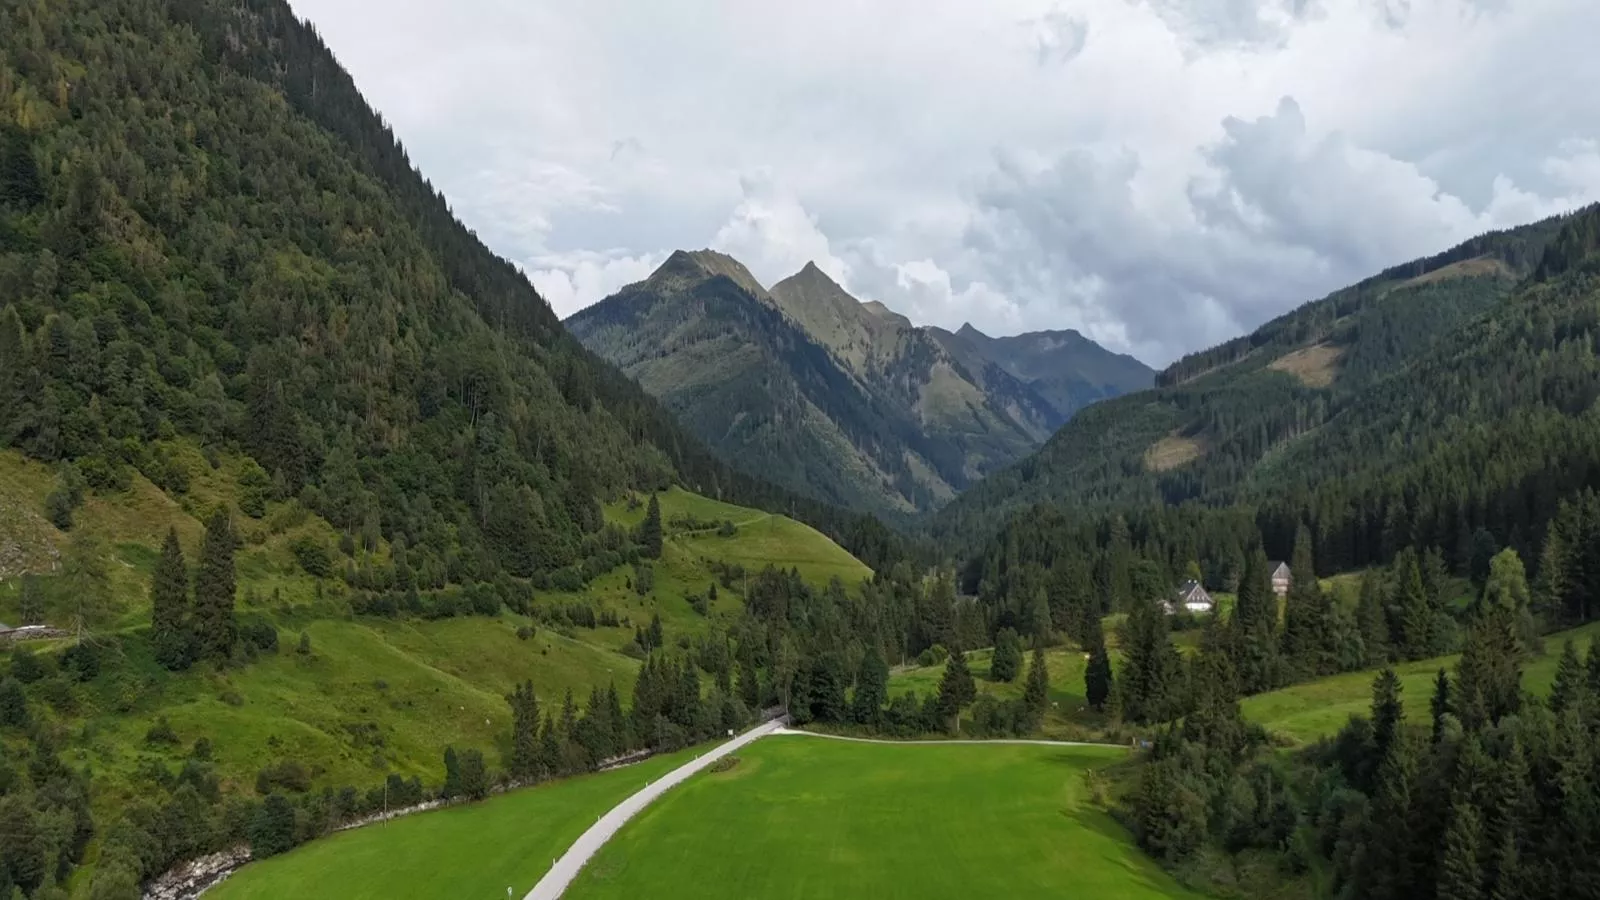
[928, 323, 1154, 422]
[567, 255, 1149, 515]
[932, 210, 1575, 549]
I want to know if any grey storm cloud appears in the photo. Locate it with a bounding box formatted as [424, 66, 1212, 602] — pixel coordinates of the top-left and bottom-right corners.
[290, 0, 1600, 366]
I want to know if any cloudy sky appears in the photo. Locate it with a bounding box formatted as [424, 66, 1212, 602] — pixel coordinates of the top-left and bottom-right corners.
[293, 0, 1600, 365]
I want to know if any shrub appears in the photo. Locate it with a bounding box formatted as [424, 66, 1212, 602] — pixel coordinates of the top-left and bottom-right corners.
[239, 619, 279, 654]
[249, 793, 299, 857]
[709, 755, 741, 774]
[219, 690, 245, 707]
[255, 759, 313, 795]
[145, 716, 180, 746]
[290, 536, 332, 577]
[0, 676, 28, 728]
[45, 487, 75, 529]
[9, 645, 48, 683]
[238, 460, 273, 518]
[918, 644, 949, 667]
[516, 625, 535, 641]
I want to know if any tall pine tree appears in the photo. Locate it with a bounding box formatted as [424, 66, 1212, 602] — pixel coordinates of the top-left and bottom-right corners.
[150, 528, 193, 671]
[507, 680, 541, 780]
[639, 494, 663, 559]
[1085, 614, 1113, 712]
[1022, 645, 1049, 731]
[936, 647, 976, 731]
[192, 509, 237, 662]
[1437, 800, 1485, 900]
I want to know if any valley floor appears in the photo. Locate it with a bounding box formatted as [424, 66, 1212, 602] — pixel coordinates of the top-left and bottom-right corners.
[565, 734, 1204, 900]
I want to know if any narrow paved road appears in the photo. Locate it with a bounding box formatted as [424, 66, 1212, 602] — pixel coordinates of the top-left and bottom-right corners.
[522, 717, 788, 900]
[771, 727, 1124, 749]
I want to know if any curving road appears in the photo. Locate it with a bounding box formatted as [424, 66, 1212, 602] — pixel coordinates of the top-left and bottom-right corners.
[522, 717, 788, 900]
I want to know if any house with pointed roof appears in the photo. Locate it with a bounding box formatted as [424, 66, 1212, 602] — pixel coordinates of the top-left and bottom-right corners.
[1169, 580, 1214, 614]
[1268, 561, 1292, 597]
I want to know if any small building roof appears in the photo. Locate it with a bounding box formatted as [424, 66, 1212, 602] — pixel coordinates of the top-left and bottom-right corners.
[0, 622, 12, 633]
[1267, 561, 1291, 575]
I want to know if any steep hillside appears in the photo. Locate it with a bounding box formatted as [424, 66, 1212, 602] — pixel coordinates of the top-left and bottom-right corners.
[0, 0, 882, 591]
[766, 264, 1069, 479]
[568, 255, 1147, 516]
[933, 210, 1575, 550]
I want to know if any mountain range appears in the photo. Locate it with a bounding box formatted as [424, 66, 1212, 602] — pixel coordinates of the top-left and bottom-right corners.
[565, 252, 1151, 515]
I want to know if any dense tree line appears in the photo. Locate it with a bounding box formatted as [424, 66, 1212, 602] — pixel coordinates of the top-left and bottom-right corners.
[1124, 545, 1600, 899]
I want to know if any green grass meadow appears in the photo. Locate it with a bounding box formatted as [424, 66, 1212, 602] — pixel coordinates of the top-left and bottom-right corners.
[567, 735, 1208, 900]
[209, 748, 698, 900]
[1242, 619, 1600, 743]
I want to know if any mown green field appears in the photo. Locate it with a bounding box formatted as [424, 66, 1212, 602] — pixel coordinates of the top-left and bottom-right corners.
[209, 747, 698, 900]
[567, 735, 1207, 900]
[1242, 619, 1600, 743]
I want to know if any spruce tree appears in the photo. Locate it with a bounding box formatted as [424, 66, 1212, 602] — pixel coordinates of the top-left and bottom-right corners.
[1395, 549, 1433, 661]
[1365, 732, 1420, 900]
[535, 711, 562, 777]
[1122, 592, 1180, 723]
[1372, 668, 1405, 768]
[192, 509, 238, 661]
[441, 746, 463, 799]
[459, 749, 488, 800]
[1550, 639, 1587, 716]
[639, 494, 663, 559]
[1430, 668, 1453, 744]
[1437, 801, 1485, 900]
[1085, 614, 1113, 711]
[1231, 549, 1281, 694]
[1022, 644, 1049, 731]
[1281, 525, 1327, 677]
[936, 647, 976, 730]
[1357, 569, 1390, 665]
[150, 528, 193, 671]
[1456, 554, 1528, 731]
[647, 612, 664, 651]
[506, 680, 540, 780]
[850, 648, 888, 727]
[737, 643, 761, 710]
[990, 627, 1022, 682]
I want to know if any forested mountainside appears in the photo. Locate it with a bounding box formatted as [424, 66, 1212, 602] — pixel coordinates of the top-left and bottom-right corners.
[0, 0, 896, 579]
[567, 254, 1149, 516]
[932, 209, 1577, 552]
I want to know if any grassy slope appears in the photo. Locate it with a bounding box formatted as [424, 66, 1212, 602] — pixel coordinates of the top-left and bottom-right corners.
[0, 457, 871, 815]
[567, 735, 1206, 900]
[1242, 620, 1600, 743]
[889, 645, 1100, 729]
[209, 747, 699, 900]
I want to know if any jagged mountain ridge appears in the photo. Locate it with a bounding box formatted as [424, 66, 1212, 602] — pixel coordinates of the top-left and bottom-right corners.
[565, 252, 1152, 515]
